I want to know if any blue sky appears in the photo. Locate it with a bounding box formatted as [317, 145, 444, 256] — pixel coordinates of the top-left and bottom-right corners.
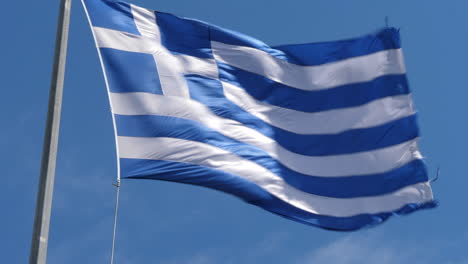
[2, 0, 468, 263]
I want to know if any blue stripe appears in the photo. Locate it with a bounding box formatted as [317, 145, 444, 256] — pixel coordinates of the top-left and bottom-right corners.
[154, 12, 213, 59]
[115, 114, 428, 198]
[84, 0, 140, 35]
[121, 158, 436, 231]
[100, 48, 163, 94]
[210, 25, 400, 66]
[186, 75, 419, 156]
[218, 62, 410, 112]
[272, 28, 401, 66]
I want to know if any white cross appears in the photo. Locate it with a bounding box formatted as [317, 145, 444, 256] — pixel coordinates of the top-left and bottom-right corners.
[92, 4, 219, 98]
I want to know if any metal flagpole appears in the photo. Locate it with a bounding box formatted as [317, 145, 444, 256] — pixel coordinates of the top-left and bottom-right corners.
[29, 0, 72, 263]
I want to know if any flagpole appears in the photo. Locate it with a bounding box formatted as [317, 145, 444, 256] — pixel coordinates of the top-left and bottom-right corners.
[29, 0, 72, 263]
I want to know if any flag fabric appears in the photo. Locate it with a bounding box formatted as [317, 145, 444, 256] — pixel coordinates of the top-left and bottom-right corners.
[82, 0, 436, 230]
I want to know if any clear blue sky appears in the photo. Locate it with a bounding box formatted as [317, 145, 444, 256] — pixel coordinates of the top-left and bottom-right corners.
[2, 0, 467, 263]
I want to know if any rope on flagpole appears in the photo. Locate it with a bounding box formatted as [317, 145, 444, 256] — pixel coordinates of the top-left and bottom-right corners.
[430, 167, 440, 183]
[110, 180, 121, 264]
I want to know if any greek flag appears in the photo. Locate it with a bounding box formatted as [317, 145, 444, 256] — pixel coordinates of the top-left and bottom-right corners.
[83, 0, 436, 230]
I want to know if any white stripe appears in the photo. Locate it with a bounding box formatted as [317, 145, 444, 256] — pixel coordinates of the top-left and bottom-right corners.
[110, 92, 423, 177]
[223, 81, 415, 134]
[118, 136, 433, 217]
[212, 41, 406, 91]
